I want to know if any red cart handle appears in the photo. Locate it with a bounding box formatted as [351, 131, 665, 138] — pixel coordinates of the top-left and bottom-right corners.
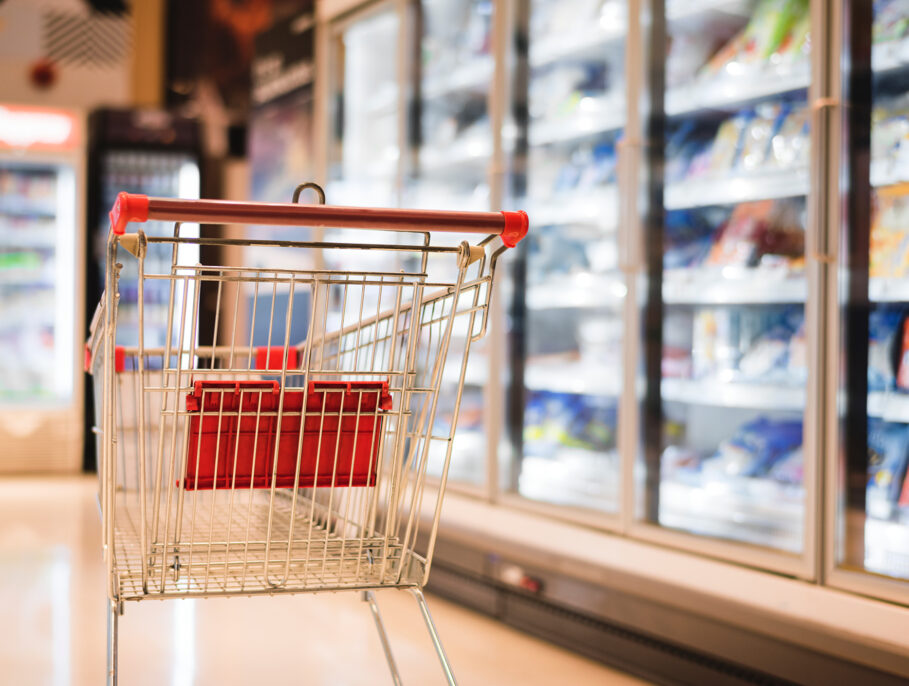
[109, 192, 529, 247]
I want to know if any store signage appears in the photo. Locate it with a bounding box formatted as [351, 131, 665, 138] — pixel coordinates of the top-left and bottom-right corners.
[0, 105, 78, 151]
[251, 4, 315, 106]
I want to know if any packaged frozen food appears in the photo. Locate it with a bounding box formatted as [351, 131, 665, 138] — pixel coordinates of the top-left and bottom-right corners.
[707, 111, 753, 174]
[523, 390, 617, 457]
[738, 103, 785, 172]
[660, 444, 703, 485]
[769, 105, 810, 168]
[871, 95, 909, 169]
[874, 0, 909, 44]
[867, 418, 909, 519]
[663, 309, 694, 379]
[870, 188, 909, 279]
[663, 209, 720, 269]
[900, 460, 909, 509]
[691, 309, 719, 379]
[895, 315, 909, 389]
[770, 11, 810, 68]
[705, 199, 804, 268]
[700, 416, 803, 479]
[768, 447, 803, 485]
[869, 306, 904, 391]
[697, 0, 809, 78]
[666, 31, 721, 88]
[780, 315, 804, 375]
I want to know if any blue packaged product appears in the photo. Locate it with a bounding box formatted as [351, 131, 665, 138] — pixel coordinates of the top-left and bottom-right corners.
[868, 306, 904, 392]
[663, 209, 720, 269]
[768, 448, 803, 485]
[866, 417, 909, 519]
[523, 390, 617, 457]
[701, 417, 802, 479]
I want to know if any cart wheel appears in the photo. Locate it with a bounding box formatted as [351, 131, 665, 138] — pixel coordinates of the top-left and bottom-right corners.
[292, 182, 325, 205]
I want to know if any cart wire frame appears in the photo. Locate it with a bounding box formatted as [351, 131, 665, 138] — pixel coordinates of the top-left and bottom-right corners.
[87, 187, 526, 685]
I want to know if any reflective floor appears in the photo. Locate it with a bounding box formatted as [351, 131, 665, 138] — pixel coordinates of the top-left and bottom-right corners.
[0, 476, 646, 685]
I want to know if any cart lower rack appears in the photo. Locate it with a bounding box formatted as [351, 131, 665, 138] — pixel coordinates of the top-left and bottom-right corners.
[87, 185, 527, 684]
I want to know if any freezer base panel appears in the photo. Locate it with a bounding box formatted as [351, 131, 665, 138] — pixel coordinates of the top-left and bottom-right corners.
[419, 495, 909, 686]
[0, 409, 81, 472]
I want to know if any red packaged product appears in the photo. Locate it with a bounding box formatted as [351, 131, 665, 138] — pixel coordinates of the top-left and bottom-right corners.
[900, 468, 909, 508]
[897, 319, 909, 391]
[183, 379, 393, 490]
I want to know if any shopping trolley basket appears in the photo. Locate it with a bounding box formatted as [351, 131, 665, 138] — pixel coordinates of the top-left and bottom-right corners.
[86, 184, 528, 685]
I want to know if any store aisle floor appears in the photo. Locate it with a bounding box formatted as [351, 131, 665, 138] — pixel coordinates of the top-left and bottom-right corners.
[0, 477, 647, 685]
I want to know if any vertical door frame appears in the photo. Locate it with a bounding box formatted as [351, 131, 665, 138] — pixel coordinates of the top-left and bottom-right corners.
[823, 0, 909, 606]
[624, 0, 825, 580]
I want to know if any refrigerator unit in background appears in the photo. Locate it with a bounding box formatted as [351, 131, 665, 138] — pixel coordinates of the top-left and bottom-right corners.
[408, 0, 495, 485]
[833, 0, 909, 591]
[327, 4, 401, 210]
[315, 0, 909, 614]
[84, 108, 201, 469]
[509, 0, 628, 512]
[639, 0, 812, 560]
[0, 104, 84, 472]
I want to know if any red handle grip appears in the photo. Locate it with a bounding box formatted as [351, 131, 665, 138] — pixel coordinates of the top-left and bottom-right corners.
[110, 192, 529, 247]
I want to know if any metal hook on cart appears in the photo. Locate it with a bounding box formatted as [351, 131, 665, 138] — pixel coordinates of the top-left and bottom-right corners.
[292, 182, 326, 205]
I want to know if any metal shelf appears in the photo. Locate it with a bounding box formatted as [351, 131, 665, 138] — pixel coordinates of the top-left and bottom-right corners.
[661, 378, 805, 410]
[0, 227, 56, 249]
[867, 392, 909, 423]
[869, 278, 909, 303]
[527, 187, 618, 228]
[666, 64, 809, 116]
[423, 56, 493, 100]
[666, 0, 752, 24]
[870, 158, 909, 188]
[865, 516, 909, 580]
[529, 25, 625, 68]
[524, 360, 621, 396]
[419, 141, 491, 173]
[0, 199, 57, 219]
[529, 105, 624, 147]
[872, 37, 909, 74]
[663, 268, 806, 304]
[659, 477, 803, 553]
[665, 168, 809, 209]
[527, 273, 625, 310]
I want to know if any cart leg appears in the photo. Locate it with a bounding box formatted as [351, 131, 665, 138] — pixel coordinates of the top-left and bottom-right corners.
[363, 591, 403, 686]
[409, 588, 458, 686]
[106, 599, 120, 686]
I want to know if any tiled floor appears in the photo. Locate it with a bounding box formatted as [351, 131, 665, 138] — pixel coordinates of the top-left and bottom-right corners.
[0, 477, 647, 685]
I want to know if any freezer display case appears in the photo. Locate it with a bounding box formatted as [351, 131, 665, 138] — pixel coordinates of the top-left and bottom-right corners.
[0, 104, 83, 472]
[507, 0, 628, 512]
[639, 0, 812, 553]
[326, 5, 400, 210]
[87, 110, 201, 349]
[834, 0, 909, 592]
[408, 0, 495, 485]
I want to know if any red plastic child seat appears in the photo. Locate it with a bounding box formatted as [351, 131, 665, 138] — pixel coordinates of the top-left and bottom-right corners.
[183, 380, 393, 490]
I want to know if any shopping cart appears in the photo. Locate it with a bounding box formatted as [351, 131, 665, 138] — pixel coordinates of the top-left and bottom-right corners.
[85, 183, 527, 685]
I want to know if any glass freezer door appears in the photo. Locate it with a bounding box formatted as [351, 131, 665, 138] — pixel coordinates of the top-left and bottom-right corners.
[327, 6, 400, 209]
[508, 0, 628, 513]
[0, 162, 75, 404]
[408, 0, 494, 486]
[832, 0, 909, 597]
[95, 151, 200, 348]
[637, 0, 812, 558]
